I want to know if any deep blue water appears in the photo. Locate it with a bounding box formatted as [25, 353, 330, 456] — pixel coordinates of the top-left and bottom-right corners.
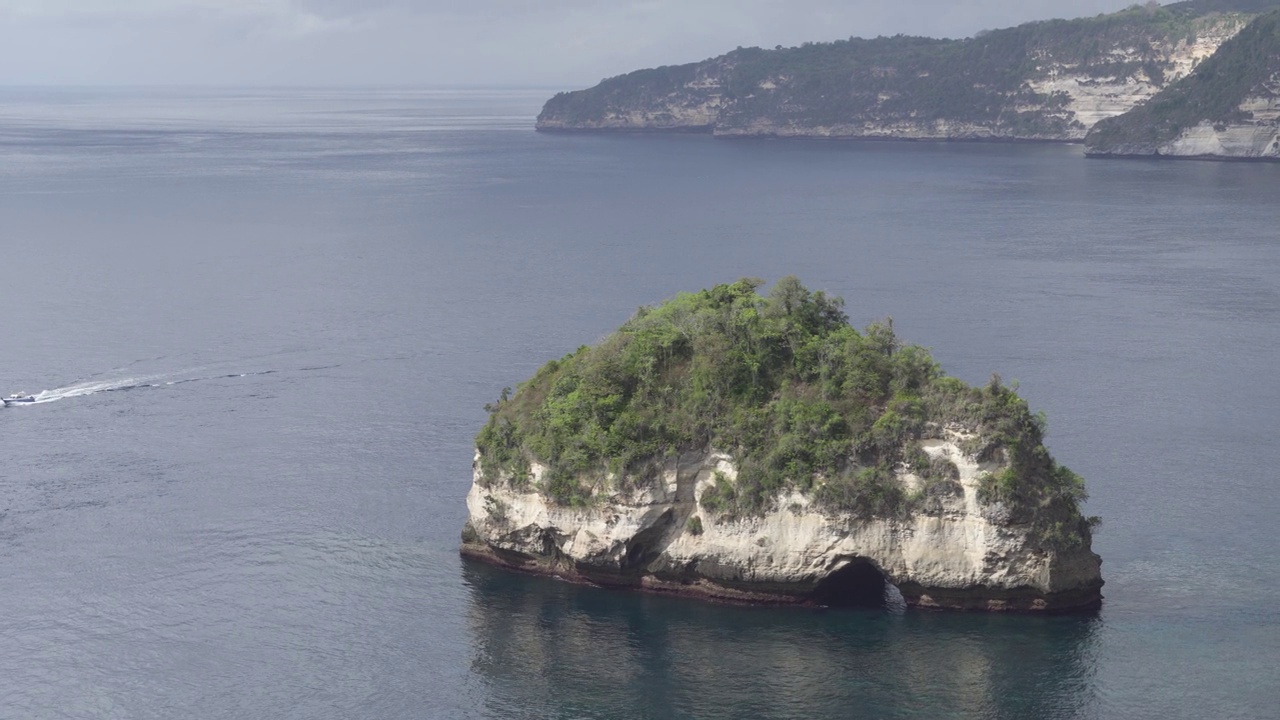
[1, 88, 1277, 719]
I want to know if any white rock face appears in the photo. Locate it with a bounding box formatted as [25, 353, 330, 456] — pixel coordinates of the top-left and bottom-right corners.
[1026, 17, 1248, 137]
[462, 430, 1103, 612]
[1088, 86, 1280, 160]
[712, 119, 1066, 141]
[1144, 89, 1280, 159]
[1162, 117, 1280, 158]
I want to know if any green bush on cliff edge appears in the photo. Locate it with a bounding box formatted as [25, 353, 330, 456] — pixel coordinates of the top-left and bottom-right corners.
[477, 278, 1094, 549]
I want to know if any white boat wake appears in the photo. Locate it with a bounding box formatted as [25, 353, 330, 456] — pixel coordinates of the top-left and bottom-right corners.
[31, 376, 164, 403]
[5, 365, 314, 407]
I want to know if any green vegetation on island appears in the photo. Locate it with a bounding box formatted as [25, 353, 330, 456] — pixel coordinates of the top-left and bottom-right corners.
[477, 278, 1097, 551]
[1086, 9, 1280, 153]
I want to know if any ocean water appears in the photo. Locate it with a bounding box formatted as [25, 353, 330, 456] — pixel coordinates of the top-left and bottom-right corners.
[1, 88, 1277, 719]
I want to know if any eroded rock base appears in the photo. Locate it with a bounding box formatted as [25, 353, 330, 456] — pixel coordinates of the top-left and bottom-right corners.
[460, 540, 1102, 614]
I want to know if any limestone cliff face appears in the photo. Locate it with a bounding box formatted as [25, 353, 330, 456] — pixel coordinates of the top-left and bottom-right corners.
[1086, 11, 1280, 159]
[1022, 17, 1248, 137]
[1161, 111, 1280, 157]
[461, 429, 1103, 613]
[537, 7, 1257, 141]
[1089, 108, 1280, 158]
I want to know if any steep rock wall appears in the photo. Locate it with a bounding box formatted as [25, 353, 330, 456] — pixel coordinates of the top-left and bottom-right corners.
[461, 430, 1103, 612]
[1025, 18, 1248, 136]
[1086, 11, 1280, 159]
[1161, 112, 1280, 157]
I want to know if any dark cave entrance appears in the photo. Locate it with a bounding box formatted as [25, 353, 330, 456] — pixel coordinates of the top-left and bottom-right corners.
[622, 510, 674, 573]
[811, 561, 894, 609]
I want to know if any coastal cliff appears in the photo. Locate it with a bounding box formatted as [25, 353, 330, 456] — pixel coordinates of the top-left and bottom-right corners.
[461, 279, 1103, 612]
[1086, 10, 1280, 159]
[537, 2, 1273, 141]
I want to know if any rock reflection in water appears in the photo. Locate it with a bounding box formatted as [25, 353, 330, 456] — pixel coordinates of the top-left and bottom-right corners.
[463, 561, 1101, 719]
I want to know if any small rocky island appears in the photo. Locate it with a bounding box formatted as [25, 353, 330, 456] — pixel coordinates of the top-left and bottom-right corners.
[461, 279, 1103, 612]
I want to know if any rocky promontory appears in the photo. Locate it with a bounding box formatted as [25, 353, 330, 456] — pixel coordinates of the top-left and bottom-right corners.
[1086, 9, 1280, 159]
[537, 2, 1274, 141]
[461, 278, 1103, 612]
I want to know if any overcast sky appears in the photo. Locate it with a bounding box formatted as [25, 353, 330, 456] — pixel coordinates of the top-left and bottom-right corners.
[0, 0, 1139, 87]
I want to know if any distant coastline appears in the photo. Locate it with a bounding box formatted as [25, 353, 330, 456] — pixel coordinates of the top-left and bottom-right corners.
[536, 1, 1280, 162]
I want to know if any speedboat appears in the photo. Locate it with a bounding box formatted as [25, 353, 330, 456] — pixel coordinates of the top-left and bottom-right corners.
[3, 393, 36, 406]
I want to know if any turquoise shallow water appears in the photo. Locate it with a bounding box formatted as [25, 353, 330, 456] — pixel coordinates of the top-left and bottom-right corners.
[0, 88, 1277, 719]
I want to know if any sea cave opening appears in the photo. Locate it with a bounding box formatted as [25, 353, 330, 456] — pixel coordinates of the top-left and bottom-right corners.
[811, 560, 897, 609]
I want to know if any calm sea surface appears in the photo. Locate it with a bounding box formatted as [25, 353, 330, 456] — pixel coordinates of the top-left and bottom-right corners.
[1, 88, 1277, 719]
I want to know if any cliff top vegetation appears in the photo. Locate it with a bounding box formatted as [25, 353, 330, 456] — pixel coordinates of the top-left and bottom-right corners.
[477, 278, 1096, 550]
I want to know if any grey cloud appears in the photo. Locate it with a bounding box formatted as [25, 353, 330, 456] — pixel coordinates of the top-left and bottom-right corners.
[0, 0, 1137, 86]
[293, 0, 614, 20]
